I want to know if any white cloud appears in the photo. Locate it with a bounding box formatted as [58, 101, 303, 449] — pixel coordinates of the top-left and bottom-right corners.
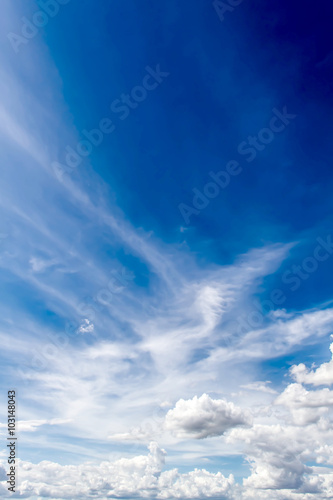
[290, 343, 333, 386]
[165, 394, 252, 439]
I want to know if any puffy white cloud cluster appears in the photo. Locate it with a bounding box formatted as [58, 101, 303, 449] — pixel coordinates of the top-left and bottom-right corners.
[226, 344, 333, 498]
[157, 468, 235, 499]
[165, 393, 252, 438]
[0, 442, 234, 499]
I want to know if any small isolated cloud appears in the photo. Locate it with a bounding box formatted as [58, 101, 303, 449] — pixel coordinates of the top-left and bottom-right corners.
[241, 381, 278, 395]
[78, 318, 94, 334]
[290, 343, 333, 386]
[108, 426, 156, 442]
[160, 401, 173, 409]
[165, 394, 252, 439]
[29, 257, 57, 272]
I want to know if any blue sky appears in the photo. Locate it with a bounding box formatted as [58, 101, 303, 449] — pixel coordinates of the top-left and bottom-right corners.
[1, 0, 333, 498]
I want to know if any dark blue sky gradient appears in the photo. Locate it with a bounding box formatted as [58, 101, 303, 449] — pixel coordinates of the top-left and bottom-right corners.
[42, 0, 333, 306]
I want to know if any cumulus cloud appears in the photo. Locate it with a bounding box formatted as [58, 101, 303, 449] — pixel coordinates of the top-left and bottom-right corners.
[157, 468, 235, 499]
[165, 394, 252, 439]
[290, 342, 333, 386]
